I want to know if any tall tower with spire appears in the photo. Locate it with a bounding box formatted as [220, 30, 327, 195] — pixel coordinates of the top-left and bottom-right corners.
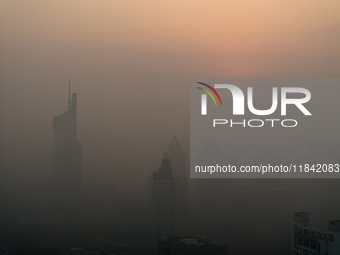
[52, 81, 82, 220]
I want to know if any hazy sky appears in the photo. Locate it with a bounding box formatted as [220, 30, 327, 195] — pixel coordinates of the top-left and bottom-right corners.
[1, 0, 340, 193]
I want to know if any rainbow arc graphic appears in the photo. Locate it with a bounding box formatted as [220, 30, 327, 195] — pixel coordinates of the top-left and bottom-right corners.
[196, 82, 222, 106]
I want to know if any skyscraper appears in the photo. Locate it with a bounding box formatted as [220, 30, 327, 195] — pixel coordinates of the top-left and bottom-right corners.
[164, 135, 186, 178]
[52, 83, 82, 220]
[151, 158, 178, 241]
[164, 135, 188, 232]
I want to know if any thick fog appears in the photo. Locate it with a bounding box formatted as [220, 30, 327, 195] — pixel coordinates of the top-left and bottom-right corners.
[1, 1, 340, 254]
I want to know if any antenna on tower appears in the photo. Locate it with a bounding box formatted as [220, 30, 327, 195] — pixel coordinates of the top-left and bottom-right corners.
[67, 77, 71, 110]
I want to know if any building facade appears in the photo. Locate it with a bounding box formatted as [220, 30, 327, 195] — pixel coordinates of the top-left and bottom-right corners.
[151, 158, 179, 241]
[292, 212, 340, 255]
[52, 89, 83, 220]
[164, 136, 188, 233]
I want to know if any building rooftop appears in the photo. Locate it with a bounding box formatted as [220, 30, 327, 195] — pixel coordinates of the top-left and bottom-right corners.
[294, 212, 310, 216]
[161, 236, 225, 248]
[158, 236, 228, 254]
[328, 220, 340, 232]
[175, 237, 218, 246]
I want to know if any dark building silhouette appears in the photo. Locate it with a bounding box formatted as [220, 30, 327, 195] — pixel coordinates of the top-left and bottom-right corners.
[158, 236, 228, 255]
[164, 135, 188, 233]
[51, 84, 82, 220]
[165, 136, 187, 178]
[151, 158, 178, 241]
[147, 136, 187, 244]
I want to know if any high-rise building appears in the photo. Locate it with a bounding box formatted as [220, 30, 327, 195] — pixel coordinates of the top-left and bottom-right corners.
[52, 83, 82, 220]
[292, 212, 340, 255]
[165, 135, 186, 178]
[157, 236, 228, 255]
[151, 158, 178, 241]
[164, 135, 188, 232]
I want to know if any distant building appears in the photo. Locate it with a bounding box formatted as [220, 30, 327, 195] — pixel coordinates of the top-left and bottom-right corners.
[165, 135, 187, 178]
[151, 158, 178, 241]
[52, 83, 83, 220]
[157, 236, 228, 255]
[292, 212, 340, 255]
[164, 136, 188, 233]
